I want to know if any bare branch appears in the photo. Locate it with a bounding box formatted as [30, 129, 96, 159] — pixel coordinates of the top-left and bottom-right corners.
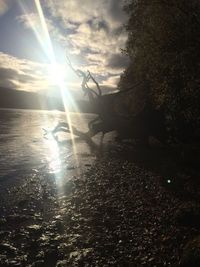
[66, 53, 101, 98]
[87, 71, 102, 96]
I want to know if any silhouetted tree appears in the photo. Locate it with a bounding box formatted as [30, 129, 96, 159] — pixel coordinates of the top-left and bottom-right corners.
[120, 0, 200, 142]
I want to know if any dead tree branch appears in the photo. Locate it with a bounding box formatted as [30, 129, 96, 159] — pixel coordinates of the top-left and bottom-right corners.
[66, 54, 102, 99]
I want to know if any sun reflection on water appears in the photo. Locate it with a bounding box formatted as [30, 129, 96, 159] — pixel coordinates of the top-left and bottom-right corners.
[44, 135, 62, 174]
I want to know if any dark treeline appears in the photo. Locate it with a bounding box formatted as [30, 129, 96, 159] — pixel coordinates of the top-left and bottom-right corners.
[119, 0, 200, 143]
[0, 87, 64, 111]
[0, 87, 93, 113]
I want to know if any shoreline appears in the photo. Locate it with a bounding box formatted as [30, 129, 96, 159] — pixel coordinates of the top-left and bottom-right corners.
[0, 143, 200, 266]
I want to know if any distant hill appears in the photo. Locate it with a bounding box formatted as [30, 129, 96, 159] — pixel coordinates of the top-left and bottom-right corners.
[0, 87, 94, 113]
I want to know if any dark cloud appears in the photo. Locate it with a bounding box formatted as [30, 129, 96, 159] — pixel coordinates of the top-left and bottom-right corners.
[0, 79, 16, 89]
[107, 53, 129, 69]
[88, 19, 110, 33]
[17, 73, 38, 83]
[0, 66, 39, 87]
[0, 67, 19, 88]
[108, 0, 127, 24]
[112, 26, 125, 36]
[0, 67, 18, 78]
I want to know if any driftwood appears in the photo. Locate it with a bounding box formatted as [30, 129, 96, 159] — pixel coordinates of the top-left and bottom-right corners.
[45, 56, 167, 145]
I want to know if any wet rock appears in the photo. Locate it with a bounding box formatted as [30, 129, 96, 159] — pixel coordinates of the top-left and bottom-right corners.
[35, 250, 45, 260]
[38, 234, 50, 245]
[69, 248, 93, 263]
[56, 260, 68, 267]
[180, 236, 200, 267]
[0, 243, 17, 256]
[32, 260, 45, 267]
[27, 224, 42, 233]
[70, 250, 81, 260]
[5, 260, 21, 266]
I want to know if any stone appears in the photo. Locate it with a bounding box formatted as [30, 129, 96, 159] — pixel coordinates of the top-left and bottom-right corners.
[0, 243, 17, 256]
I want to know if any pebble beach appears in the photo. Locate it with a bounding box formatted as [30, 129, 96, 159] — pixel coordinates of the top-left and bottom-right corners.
[0, 141, 199, 267]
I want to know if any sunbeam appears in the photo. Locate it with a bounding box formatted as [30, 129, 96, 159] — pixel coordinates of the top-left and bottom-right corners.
[20, 0, 81, 179]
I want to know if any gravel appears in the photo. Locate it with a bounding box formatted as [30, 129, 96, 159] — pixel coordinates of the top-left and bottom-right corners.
[0, 146, 199, 266]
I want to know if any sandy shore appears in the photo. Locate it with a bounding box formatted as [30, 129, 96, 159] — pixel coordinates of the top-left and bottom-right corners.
[0, 142, 200, 266]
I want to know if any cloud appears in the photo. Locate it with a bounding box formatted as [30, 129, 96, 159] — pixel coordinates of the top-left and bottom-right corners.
[0, 51, 120, 98]
[46, 0, 127, 86]
[0, 67, 18, 88]
[0, 52, 84, 94]
[44, 0, 126, 29]
[107, 53, 129, 70]
[0, 52, 52, 91]
[43, 0, 128, 87]
[102, 75, 121, 88]
[16, 13, 66, 46]
[15, 0, 128, 92]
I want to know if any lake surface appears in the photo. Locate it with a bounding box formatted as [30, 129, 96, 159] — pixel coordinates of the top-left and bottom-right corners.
[0, 108, 101, 182]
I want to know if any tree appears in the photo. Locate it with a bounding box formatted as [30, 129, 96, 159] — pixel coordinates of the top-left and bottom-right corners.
[120, 0, 200, 141]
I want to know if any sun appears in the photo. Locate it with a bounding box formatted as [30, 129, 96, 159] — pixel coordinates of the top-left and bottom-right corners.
[47, 63, 66, 86]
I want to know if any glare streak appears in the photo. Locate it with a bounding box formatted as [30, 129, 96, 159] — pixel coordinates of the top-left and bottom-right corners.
[35, 0, 73, 141]
[34, 0, 55, 61]
[24, 0, 80, 178]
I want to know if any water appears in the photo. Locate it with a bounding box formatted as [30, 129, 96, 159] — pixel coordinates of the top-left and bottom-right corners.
[0, 108, 98, 181]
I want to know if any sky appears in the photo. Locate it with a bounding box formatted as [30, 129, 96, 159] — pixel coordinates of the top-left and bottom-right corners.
[0, 0, 129, 98]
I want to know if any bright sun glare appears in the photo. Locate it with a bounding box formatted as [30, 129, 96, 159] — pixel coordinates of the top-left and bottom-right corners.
[46, 137, 61, 174]
[30, 0, 81, 179]
[47, 63, 66, 85]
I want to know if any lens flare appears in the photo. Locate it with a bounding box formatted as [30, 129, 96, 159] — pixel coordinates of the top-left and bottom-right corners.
[18, 0, 84, 180]
[35, 0, 79, 148]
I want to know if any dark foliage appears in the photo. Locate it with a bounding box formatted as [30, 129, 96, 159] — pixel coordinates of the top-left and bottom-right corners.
[119, 0, 200, 142]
